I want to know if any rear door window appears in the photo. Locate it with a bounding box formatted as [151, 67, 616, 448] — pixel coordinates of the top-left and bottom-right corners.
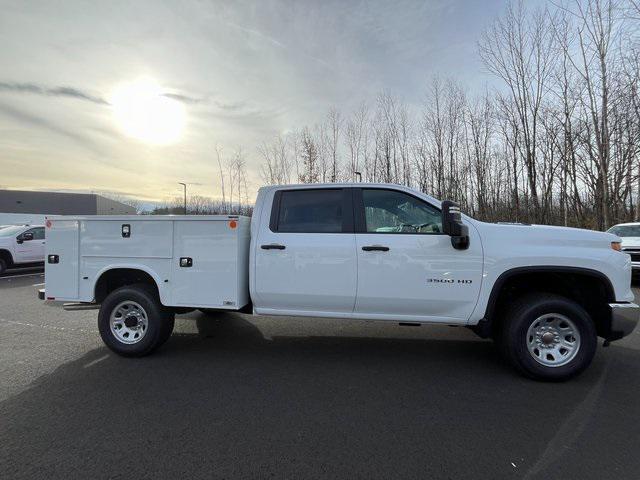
[274, 189, 347, 233]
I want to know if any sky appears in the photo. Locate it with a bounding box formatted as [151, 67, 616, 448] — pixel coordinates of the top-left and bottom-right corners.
[0, 0, 515, 203]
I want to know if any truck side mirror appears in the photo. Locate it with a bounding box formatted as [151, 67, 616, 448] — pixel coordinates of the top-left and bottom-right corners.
[441, 200, 469, 250]
[17, 232, 34, 244]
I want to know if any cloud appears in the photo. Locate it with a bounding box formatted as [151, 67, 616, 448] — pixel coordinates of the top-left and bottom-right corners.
[0, 81, 107, 105]
[1, 80, 209, 108]
[0, 101, 104, 154]
[162, 92, 205, 104]
[213, 100, 246, 111]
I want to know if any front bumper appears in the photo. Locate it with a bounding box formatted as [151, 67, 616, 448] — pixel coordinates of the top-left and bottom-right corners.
[608, 302, 640, 340]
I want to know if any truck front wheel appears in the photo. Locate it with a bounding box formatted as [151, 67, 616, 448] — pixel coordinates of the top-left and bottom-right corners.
[98, 284, 174, 357]
[498, 293, 597, 381]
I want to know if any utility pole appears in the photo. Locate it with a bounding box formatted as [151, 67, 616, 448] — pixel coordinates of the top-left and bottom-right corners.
[178, 182, 187, 215]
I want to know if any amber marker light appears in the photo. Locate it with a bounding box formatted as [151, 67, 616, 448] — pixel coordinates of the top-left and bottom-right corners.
[611, 241, 622, 251]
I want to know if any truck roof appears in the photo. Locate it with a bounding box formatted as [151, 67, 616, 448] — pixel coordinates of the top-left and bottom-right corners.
[44, 215, 248, 222]
[258, 182, 442, 205]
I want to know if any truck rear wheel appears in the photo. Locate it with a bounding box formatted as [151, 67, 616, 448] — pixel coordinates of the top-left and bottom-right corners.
[98, 284, 174, 357]
[498, 293, 597, 381]
[0, 258, 6, 275]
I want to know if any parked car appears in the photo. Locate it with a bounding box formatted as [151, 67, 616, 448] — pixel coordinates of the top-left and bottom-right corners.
[41, 183, 638, 381]
[0, 225, 46, 274]
[607, 223, 640, 274]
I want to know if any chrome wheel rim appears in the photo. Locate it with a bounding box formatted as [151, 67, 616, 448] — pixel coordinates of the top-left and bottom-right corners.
[110, 301, 148, 345]
[526, 313, 580, 367]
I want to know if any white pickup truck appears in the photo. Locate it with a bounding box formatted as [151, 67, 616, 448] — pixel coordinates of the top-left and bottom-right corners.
[40, 183, 638, 380]
[0, 224, 46, 274]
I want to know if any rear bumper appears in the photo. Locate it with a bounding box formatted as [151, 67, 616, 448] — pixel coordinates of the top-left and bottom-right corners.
[608, 302, 639, 340]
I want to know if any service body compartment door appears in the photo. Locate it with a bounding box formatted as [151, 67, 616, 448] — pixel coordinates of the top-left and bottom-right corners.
[171, 220, 239, 308]
[44, 220, 80, 300]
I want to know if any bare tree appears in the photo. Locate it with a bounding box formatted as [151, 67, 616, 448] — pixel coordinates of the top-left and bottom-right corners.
[259, 134, 291, 185]
[479, 1, 558, 221]
[327, 108, 342, 182]
[298, 127, 320, 183]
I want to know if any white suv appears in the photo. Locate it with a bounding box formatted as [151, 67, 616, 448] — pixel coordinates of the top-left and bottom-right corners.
[0, 225, 46, 274]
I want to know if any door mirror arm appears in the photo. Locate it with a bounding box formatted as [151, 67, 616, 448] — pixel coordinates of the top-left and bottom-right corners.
[441, 200, 469, 250]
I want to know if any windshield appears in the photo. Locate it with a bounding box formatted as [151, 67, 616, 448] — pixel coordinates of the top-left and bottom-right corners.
[0, 226, 25, 237]
[607, 225, 640, 237]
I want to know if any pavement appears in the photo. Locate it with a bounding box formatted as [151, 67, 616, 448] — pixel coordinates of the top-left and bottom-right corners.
[1, 268, 639, 479]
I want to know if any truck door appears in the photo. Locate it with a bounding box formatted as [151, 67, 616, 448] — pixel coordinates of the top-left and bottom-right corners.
[15, 227, 43, 263]
[353, 188, 483, 323]
[31, 227, 45, 262]
[253, 188, 357, 315]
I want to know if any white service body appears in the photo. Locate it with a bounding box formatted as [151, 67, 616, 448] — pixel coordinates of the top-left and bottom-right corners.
[45, 216, 250, 309]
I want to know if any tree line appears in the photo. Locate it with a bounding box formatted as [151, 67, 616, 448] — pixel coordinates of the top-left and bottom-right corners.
[259, 0, 640, 230]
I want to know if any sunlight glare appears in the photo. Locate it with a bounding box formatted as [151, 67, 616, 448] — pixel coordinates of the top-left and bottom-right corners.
[110, 78, 185, 145]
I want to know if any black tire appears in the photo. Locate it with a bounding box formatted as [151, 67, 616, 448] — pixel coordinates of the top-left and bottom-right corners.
[497, 293, 597, 381]
[0, 258, 6, 275]
[158, 312, 175, 346]
[98, 284, 174, 357]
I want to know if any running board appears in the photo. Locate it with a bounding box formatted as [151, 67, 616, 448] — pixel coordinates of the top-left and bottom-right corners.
[63, 303, 100, 311]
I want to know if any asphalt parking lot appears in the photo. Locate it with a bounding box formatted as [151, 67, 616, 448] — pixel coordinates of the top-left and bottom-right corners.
[1, 268, 640, 479]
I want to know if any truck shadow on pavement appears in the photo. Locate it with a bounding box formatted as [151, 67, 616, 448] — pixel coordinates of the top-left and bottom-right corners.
[1, 313, 640, 480]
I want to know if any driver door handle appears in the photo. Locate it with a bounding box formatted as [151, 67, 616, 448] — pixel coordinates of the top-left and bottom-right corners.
[362, 245, 389, 252]
[261, 244, 286, 250]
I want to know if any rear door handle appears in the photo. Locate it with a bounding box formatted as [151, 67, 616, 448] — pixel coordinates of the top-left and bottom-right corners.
[362, 245, 389, 252]
[261, 244, 286, 250]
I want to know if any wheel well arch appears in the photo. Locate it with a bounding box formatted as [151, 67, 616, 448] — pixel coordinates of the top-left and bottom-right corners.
[478, 266, 615, 338]
[94, 267, 162, 304]
[0, 249, 13, 266]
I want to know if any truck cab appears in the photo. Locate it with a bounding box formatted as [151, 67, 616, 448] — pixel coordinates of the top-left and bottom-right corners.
[250, 185, 482, 323]
[0, 224, 46, 274]
[41, 183, 638, 381]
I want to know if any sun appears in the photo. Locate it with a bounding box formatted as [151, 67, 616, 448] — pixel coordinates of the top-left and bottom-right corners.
[110, 78, 186, 145]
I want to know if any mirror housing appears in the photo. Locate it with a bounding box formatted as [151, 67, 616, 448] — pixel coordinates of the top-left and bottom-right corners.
[441, 200, 469, 250]
[18, 232, 34, 243]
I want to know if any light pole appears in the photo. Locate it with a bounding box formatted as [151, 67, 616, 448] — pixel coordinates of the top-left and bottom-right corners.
[178, 182, 187, 215]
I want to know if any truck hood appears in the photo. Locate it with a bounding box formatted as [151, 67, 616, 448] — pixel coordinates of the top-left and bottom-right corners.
[472, 221, 618, 248]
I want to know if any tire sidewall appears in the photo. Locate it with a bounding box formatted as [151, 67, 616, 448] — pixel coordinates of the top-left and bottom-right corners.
[507, 297, 597, 381]
[98, 286, 168, 356]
